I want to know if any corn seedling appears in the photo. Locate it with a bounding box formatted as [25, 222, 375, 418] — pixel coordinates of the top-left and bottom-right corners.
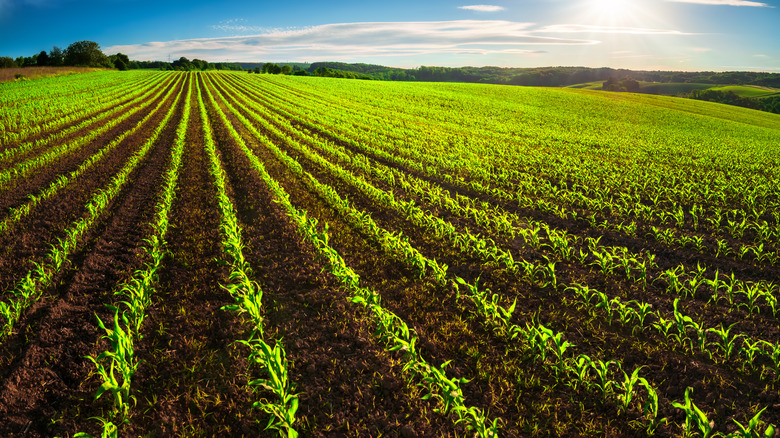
[616, 366, 646, 415]
[672, 387, 715, 438]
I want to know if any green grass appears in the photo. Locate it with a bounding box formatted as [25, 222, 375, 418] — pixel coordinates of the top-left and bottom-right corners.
[566, 81, 780, 100]
[709, 85, 780, 98]
[566, 81, 604, 90]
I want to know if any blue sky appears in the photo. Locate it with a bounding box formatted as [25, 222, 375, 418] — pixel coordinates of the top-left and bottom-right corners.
[1, 0, 778, 71]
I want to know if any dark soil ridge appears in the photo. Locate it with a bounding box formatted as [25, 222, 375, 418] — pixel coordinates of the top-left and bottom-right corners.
[0, 75, 188, 438]
[0, 75, 185, 295]
[204, 75, 467, 437]
[127, 75, 254, 437]
[204, 76, 656, 437]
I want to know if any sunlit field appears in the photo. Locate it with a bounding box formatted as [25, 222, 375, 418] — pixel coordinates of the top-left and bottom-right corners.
[1, 70, 780, 437]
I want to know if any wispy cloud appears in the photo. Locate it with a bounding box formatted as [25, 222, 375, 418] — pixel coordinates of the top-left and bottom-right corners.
[666, 0, 771, 7]
[211, 18, 277, 34]
[459, 5, 505, 12]
[538, 24, 691, 35]
[105, 20, 600, 62]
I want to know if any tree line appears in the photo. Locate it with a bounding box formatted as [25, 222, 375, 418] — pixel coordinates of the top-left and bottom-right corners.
[687, 89, 780, 114]
[245, 63, 373, 80]
[0, 41, 243, 72]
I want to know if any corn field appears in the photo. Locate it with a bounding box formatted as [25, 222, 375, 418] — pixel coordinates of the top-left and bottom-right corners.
[1, 70, 780, 437]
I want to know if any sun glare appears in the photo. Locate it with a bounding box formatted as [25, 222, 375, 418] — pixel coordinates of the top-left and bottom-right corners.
[590, 0, 638, 25]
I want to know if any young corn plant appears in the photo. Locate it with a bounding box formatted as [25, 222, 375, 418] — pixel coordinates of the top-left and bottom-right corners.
[566, 354, 593, 391]
[590, 359, 617, 402]
[759, 340, 780, 381]
[730, 407, 776, 438]
[672, 387, 715, 438]
[616, 366, 646, 415]
[739, 339, 766, 373]
[737, 282, 763, 315]
[240, 336, 299, 438]
[640, 379, 667, 435]
[86, 307, 136, 420]
[707, 323, 744, 362]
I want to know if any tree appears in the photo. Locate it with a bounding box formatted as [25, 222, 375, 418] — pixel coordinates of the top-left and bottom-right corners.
[64, 40, 109, 67]
[191, 58, 209, 70]
[0, 57, 16, 68]
[49, 46, 64, 66]
[36, 50, 49, 66]
[109, 53, 130, 70]
[262, 62, 281, 74]
[172, 56, 193, 71]
[281, 65, 292, 75]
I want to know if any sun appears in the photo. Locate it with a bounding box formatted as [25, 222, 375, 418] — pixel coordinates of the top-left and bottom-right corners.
[589, 0, 638, 25]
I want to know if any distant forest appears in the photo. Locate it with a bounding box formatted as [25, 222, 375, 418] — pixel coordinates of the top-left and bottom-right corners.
[3, 42, 778, 114]
[294, 62, 780, 89]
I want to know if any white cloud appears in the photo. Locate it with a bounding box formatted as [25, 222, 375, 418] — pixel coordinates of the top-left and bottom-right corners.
[459, 5, 505, 12]
[538, 24, 691, 35]
[212, 24, 273, 33]
[104, 20, 600, 62]
[211, 18, 279, 34]
[666, 0, 771, 6]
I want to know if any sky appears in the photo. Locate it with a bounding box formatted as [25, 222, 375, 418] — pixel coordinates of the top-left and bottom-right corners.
[0, 0, 778, 71]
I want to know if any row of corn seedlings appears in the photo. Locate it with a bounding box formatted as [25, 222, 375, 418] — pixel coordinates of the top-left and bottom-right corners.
[75, 74, 190, 438]
[202, 75, 500, 437]
[565, 281, 780, 382]
[197, 75, 300, 438]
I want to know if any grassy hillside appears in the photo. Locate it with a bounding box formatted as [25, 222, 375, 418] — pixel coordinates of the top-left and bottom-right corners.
[710, 85, 780, 98]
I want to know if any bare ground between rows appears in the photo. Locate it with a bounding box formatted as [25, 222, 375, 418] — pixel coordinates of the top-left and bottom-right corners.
[203, 80, 661, 438]
[0, 75, 186, 437]
[127, 81, 256, 437]
[0, 75, 184, 295]
[205, 80, 467, 437]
